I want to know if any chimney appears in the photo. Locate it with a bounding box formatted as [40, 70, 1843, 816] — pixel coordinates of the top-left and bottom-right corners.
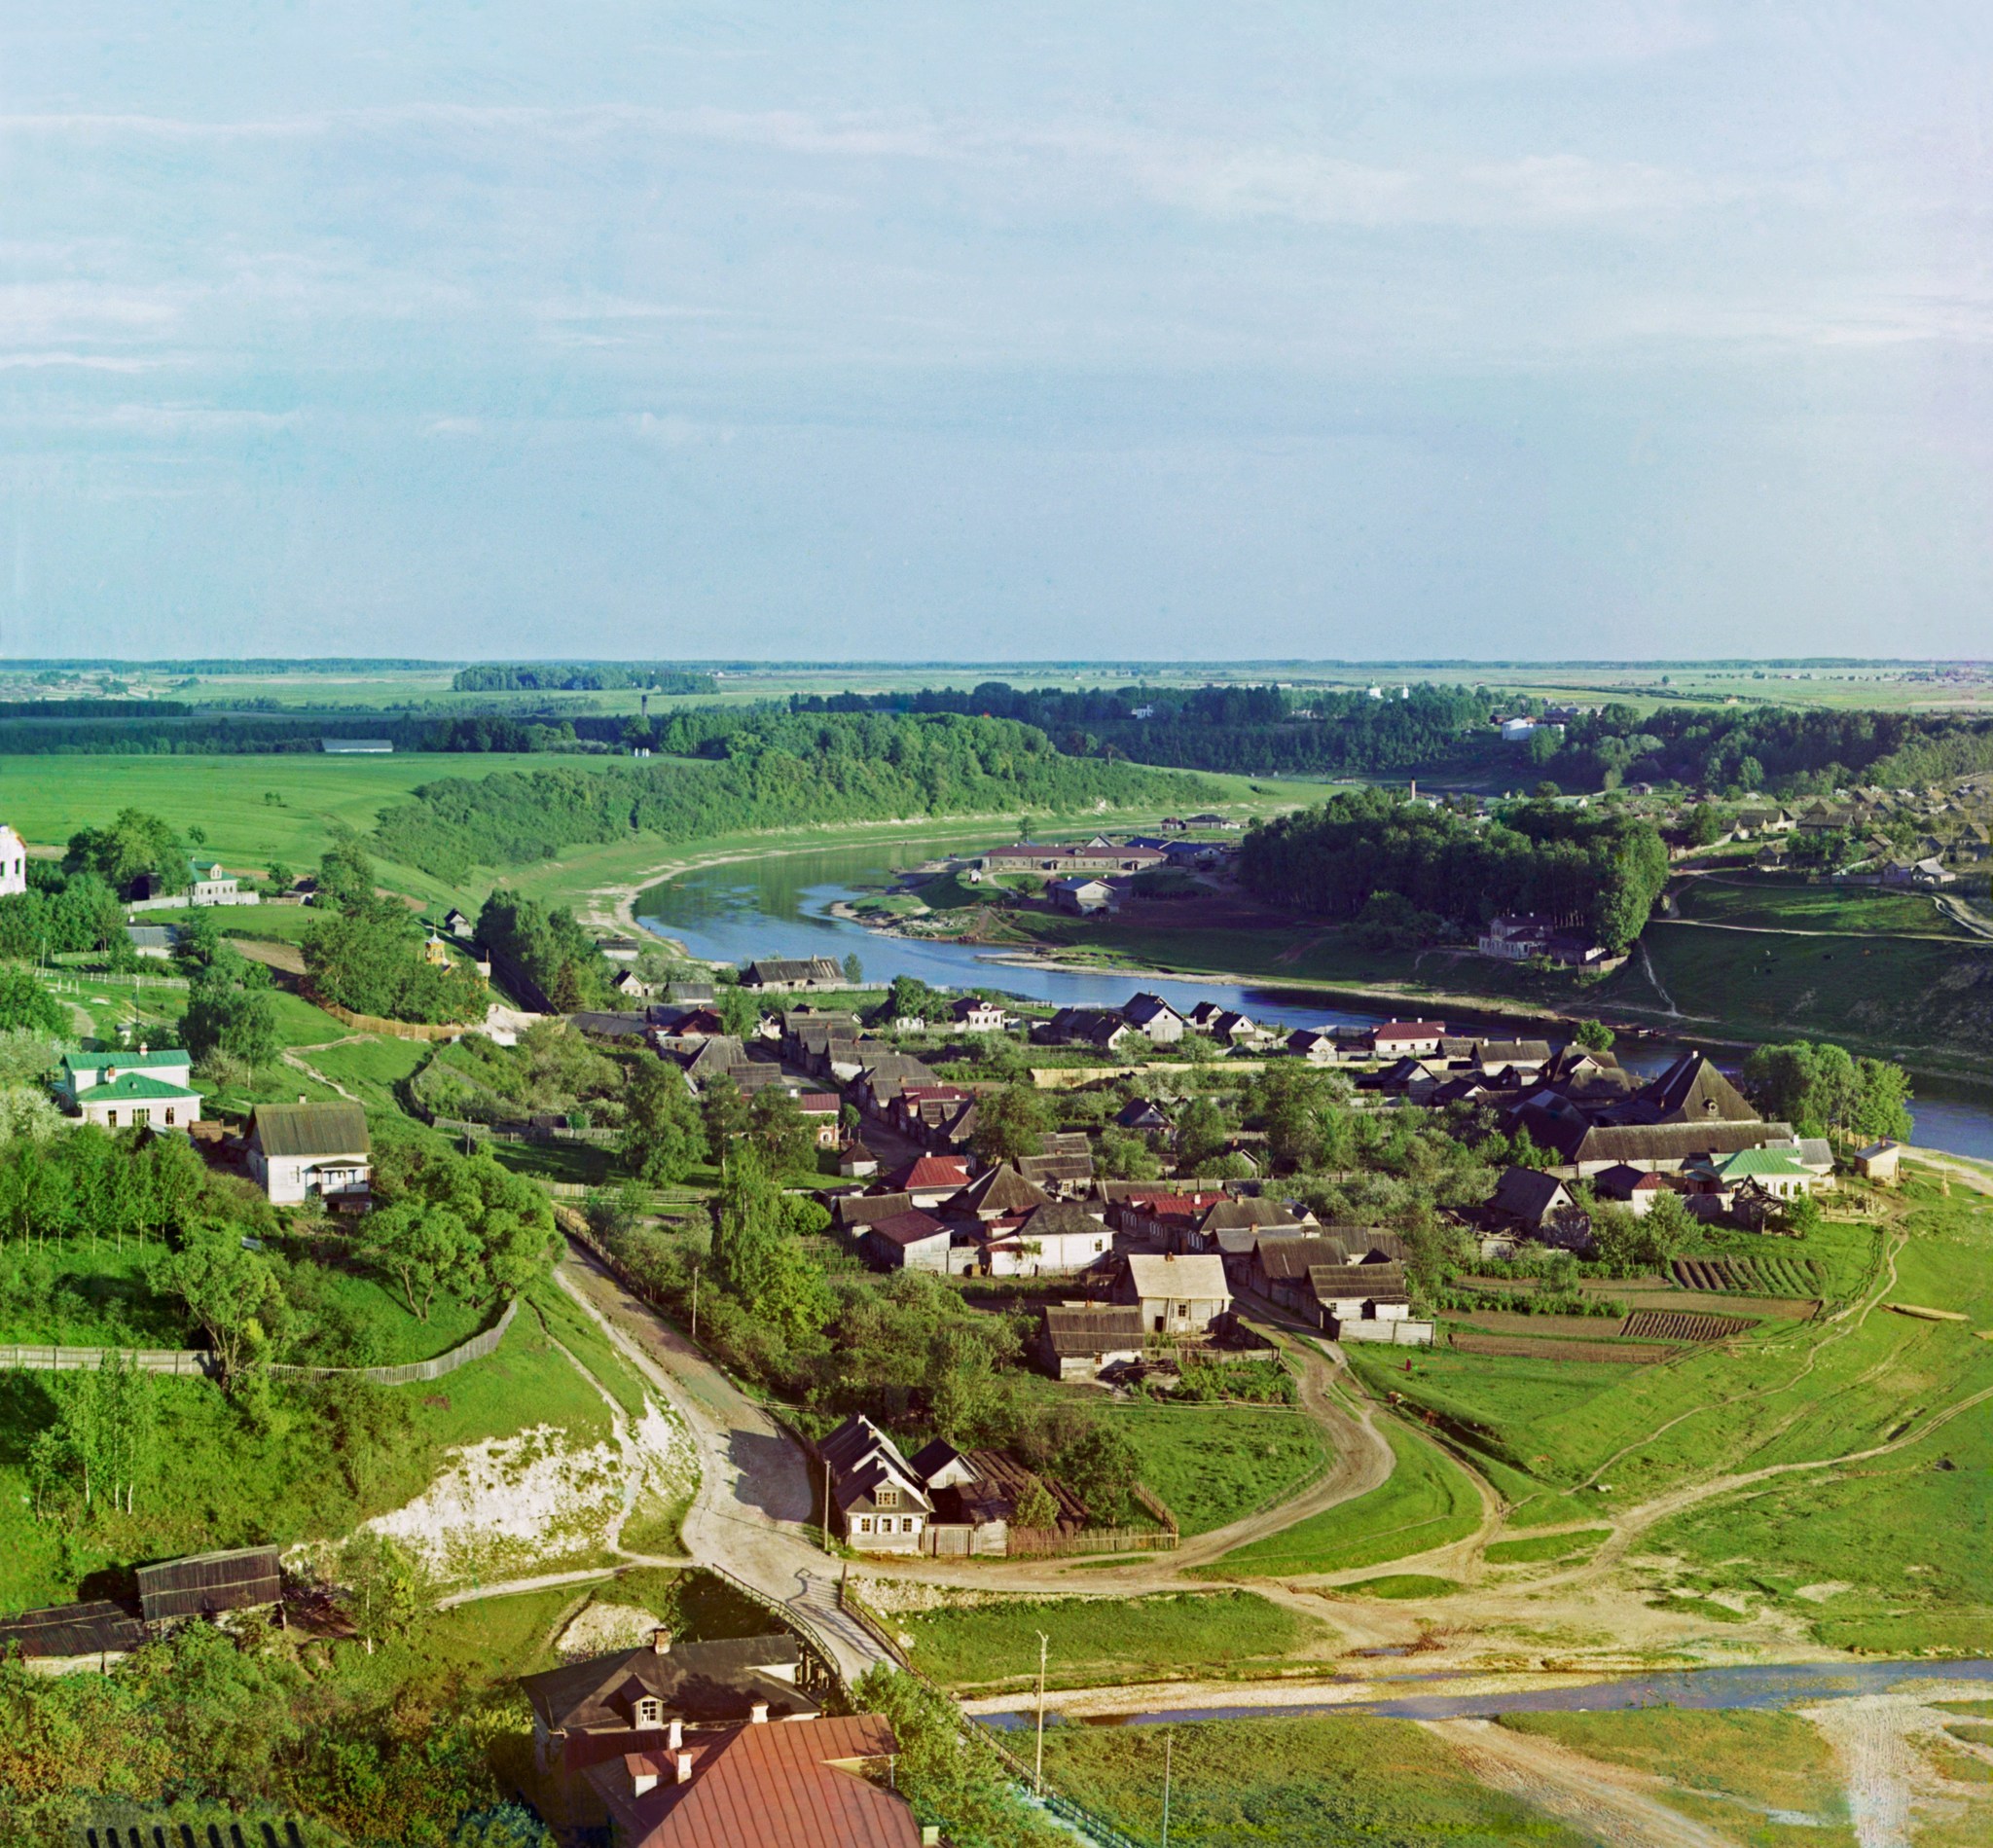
[298, 1093, 308, 1105]
[675, 1750, 694, 1785]
[668, 1717, 682, 1751]
[749, 1701, 769, 1725]
[632, 1764, 658, 1796]
[651, 1626, 672, 1655]
[137, 1042, 148, 1057]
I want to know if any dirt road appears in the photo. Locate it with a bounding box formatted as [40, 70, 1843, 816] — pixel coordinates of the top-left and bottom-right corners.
[1426, 1718, 1739, 1848]
[554, 1249, 888, 1684]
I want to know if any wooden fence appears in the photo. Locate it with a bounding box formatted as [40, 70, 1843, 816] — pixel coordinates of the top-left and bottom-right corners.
[1006, 1482, 1179, 1557]
[0, 1300, 518, 1387]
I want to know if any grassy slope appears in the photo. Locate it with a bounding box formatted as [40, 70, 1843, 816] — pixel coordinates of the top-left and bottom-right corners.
[1106, 1402, 1327, 1538]
[0, 1301, 610, 1614]
[1215, 1420, 1482, 1576]
[1041, 1713, 1595, 1848]
[899, 1590, 1320, 1694]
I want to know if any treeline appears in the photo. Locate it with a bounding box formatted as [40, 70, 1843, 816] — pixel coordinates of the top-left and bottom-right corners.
[0, 712, 640, 756]
[450, 664, 717, 694]
[374, 712, 1209, 882]
[1551, 705, 1993, 796]
[787, 681, 1496, 776]
[303, 835, 488, 1025]
[0, 865, 125, 962]
[1239, 787, 1670, 950]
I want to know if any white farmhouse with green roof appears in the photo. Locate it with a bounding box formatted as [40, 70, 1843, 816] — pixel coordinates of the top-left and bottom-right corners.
[1704, 1146, 1817, 1199]
[58, 1049, 201, 1131]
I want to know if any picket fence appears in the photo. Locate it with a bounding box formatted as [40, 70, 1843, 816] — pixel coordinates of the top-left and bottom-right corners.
[0, 1300, 518, 1387]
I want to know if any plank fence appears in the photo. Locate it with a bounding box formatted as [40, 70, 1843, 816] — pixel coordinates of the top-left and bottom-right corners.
[0, 1300, 518, 1387]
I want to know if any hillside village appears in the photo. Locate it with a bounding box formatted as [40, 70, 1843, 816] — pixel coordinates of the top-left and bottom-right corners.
[0, 785, 1979, 1848]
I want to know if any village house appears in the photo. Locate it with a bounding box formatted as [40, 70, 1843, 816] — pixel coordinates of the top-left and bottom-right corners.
[1488, 1166, 1579, 1235]
[739, 957, 846, 993]
[1854, 1140, 1902, 1183]
[1017, 1130, 1096, 1194]
[949, 995, 1008, 1033]
[1114, 1251, 1231, 1335]
[1034, 1303, 1147, 1382]
[946, 1162, 1053, 1221]
[796, 1092, 841, 1147]
[245, 1101, 372, 1208]
[1039, 1006, 1134, 1052]
[1286, 1029, 1344, 1066]
[883, 1154, 972, 1209]
[1695, 1146, 1818, 1200]
[861, 1208, 954, 1273]
[1121, 993, 1187, 1043]
[1050, 876, 1116, 915]
[1308, 1261, 1431, 1346]
[818, 1415, 932, 1552]
[0, 823, 25, 897]
[836, 1139, 881, 1178]
[967, 1199, 1111, 1277]
[1591, 1163, 1670, 1215]
[979, 841, 1170, 878]
[1370, 1019, 1448, 1058]
[57, 1048, 201, 1132]
[1114, 1097, 1173, 1133]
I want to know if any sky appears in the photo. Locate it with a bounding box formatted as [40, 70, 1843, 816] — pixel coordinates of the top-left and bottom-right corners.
[2, 4, 1991, 662]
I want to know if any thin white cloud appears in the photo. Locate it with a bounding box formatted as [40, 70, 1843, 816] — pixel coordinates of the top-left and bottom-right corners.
[0, 351, 156, 372]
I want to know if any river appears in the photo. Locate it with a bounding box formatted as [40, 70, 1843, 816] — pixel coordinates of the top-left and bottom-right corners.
[974, 1655, 1993, 1728]
[635, 836, 1993, 1162]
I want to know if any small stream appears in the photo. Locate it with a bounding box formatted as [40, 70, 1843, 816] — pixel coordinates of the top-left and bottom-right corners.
[636, 836, 1993, 1161]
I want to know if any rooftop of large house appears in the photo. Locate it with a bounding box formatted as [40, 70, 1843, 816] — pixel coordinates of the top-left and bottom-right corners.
[62, 1048, 191, 1074]
[521, 1632, 818, 1736]
[77, 1071, 200, 1105]
[1123, 1251, 1229, 1299]
[248, 1102, 371, 1157]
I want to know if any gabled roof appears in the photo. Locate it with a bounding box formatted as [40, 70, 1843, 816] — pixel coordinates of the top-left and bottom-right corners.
[595, 1712, 918, 1848]
[1040, 1304, 1147, 1355]
[1473, 1039, 1552, 1066]
[62, 1049, 191, 1074]
[521, 1634, 815, 1732]
[865, 1208, 951, 1249]
[1254, 1234, 1353, 1282]
[0, 1599, 145, 1659]
[832, 1191, 915, 1228]
[1711, 1147, 1810, 1179]
[1115, 1097, 1173, 1129]
[1018, 1150, 1095, 1186]
[1634, 1052, 1759, 1125]
[1122, 993, 1185, 1029]
[134, 1545, 282, 1622]
[1123, 1252, 1229, 1300]
[950, 1163, 1052, 1217]
[1199, 1198, 1303, 1236]
[1309, 1261, 1408, 1302]
[1017, 1199, 1106, 1243]
[886, 1154, 971, 1193]
[1489, 1166, 1570, 1224]
[248, 1103, 370, 1160]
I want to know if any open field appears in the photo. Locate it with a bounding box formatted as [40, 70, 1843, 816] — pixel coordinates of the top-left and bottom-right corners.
[896, 1589, 1320, 1694]
[1216, 1420, 1482, 1576]
[1675, 877, 1977, 940]
[1040, 1712, 1595, 1848]
[1106, 1401, 1328, 1538]
[1482, 1528, 1612, 1565]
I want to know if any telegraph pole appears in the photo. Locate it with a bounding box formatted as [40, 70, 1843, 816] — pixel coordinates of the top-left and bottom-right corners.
[1161, 1728, 1174, 1848]
[1034, 1631, 1049, 1794]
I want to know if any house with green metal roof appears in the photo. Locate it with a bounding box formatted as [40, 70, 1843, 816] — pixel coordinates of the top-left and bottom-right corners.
[1702, 1146, 1817, 1199]
[59, 1047, 196, 1106]
[70, 1069, 202, 1133]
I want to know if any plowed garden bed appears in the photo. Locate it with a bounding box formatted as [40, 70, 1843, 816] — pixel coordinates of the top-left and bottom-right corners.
[1449, 1331, 1676, 1363]
[1451, 1312, 1632, 1339]
[1672, 1255, 1827, 1296]
[1620, 1309, 1757, 1342]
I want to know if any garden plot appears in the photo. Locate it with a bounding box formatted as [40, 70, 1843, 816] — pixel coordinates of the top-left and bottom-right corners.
[1672, 1254, 1827, 1296]
[1620, 1309, 1757, 1343]
[1448, 1331, 1676, 1363]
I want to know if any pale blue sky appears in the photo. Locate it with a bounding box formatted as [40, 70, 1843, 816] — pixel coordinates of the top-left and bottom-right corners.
[2, 5, 1989, 660]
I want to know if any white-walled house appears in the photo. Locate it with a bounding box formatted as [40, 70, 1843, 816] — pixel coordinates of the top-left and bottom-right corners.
[59, 1048, 195, 1105]
[59, 1049, 202, 1133]
[0, 824, 26, 898]
[246, 1102, 372, 1207]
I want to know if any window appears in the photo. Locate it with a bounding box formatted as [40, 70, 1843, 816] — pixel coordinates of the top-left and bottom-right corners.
[635, 1697, 663, 1727]
[902, 1517, 917, 1534]
[163, 1108, 175, 1126]
[877, 1487, 898, 1509]
[105, 1110, 118, 1127]
[855, 1516, 871, 1534]
[1177, 1302, 1189, 1317]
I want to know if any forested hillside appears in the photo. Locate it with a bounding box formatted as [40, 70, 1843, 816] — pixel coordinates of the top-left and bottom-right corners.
[1239, 789, 1670, 949]
[372, 712, 1214, 882]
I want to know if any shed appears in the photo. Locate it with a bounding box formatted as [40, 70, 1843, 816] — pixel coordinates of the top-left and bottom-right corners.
[1036, 1304, 1147, 1381]
[135, 1544, 283, 1624]
[0, 1599, 145, 1661]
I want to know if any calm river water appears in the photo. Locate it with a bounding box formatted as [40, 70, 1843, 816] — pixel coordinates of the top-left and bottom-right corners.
[636, 838, 1993, 1162]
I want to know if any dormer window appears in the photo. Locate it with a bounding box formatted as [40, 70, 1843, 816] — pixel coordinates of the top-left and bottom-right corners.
[877, 1487, 899, 1509]
[635, 1696, 665, 1727]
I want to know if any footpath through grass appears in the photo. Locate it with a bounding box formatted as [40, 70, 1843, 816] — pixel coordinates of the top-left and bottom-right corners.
[1040, 1713, 1595, 1848]
[897, 1589, 1321, 1694]
[1214, 1420, 1482, 1576]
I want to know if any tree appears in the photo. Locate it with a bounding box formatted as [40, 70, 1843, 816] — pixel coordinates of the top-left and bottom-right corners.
[1053, 1419, 1141, 1525]
[1573, 1018, 1615, 1052]
[362, 1202, 474, 1321]
[266, 860, 294, 894]
[715, 983, 761, 1039]
[26, 1351, 158, 1520]
[335, 1531, 425, 1654]
[842, 952, 864, 986]
[149, 1226, 288, 1385]
[710, 1146, 830, 1343]
[181, 960, 281, 1070]
[317, 828, 378, 911]
[1742, 1039, 1909, 1140]
[623, 1060, 704, 1184]
[969, 1084, 1048, 1166]
[746, 1087, 813, 1171]
[700, 1074, 749, 1166]
[1174, 1096, 1230, 1171]
[0, 968, 63, 1036]
[63, 808, 186, 895]
[1850, 1056, 1915, 1143]
[1096, 1131, 1161, 1181]
[1011, 1475, 1059, 1530]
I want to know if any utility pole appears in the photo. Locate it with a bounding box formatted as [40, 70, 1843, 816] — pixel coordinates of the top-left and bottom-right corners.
[690, 1264, 699, 1341]
[822, 1460, 831, 1552]
[1161, 1728, 1174, 1848]
[1034, 1630, 1049, 1794]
